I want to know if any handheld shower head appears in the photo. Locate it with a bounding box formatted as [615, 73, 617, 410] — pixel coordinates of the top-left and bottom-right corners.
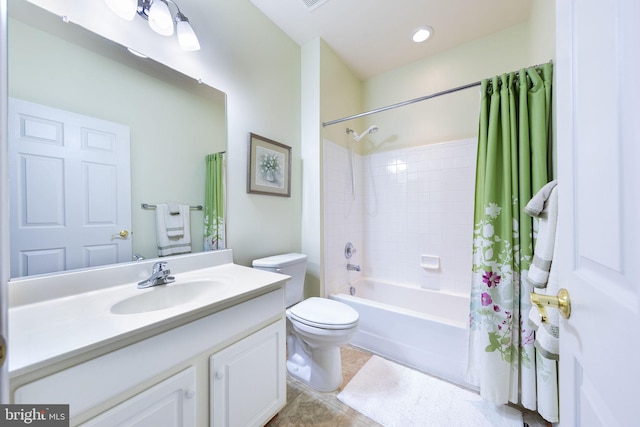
[363, 125, 379, 138]
[347, 125, 380, 142]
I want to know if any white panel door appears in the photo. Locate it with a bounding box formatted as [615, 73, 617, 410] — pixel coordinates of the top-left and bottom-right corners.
[8, 98, 131, 277]
[556, 0, 640, 426]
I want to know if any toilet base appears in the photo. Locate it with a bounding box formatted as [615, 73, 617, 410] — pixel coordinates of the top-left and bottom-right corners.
[286, 335, 343, 392]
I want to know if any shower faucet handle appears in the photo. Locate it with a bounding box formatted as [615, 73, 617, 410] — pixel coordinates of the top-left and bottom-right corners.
[345, 242, 357, 259]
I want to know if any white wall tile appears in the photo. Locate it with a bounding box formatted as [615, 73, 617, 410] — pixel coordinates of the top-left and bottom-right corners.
[324, 138, 477, 296]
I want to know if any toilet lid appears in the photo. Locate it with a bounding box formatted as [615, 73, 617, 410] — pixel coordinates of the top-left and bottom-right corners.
[288, 297, 359, 330]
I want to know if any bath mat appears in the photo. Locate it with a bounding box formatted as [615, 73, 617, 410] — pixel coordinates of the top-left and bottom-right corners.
[337, 356, 522, 427]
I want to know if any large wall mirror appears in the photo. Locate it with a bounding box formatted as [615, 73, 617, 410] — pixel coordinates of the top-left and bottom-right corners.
[8, 0, 227, 278]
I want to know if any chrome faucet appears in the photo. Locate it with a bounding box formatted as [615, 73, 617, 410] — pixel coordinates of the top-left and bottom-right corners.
[138, 261, 175, 289]
[347, 263, 361, 272]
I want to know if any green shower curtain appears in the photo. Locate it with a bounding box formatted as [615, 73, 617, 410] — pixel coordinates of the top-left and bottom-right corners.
[204, 152, 226, 251]
[467, 63, 553, 407]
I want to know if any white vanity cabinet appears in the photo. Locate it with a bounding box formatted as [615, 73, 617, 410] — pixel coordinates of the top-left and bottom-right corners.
[210, 320, 286, 427]
[11, 286, 287, 427]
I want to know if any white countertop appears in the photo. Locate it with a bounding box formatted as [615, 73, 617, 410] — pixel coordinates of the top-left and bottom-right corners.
[9, 261, 288, 378]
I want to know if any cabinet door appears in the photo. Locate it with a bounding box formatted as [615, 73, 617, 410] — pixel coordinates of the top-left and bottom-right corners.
[210, 319, 286, 427]
[81, 368, 196, 427]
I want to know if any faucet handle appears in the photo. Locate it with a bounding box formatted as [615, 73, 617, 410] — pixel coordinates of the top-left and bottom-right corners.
[152, 261, 168, 273]
[345, 242, 357, 259]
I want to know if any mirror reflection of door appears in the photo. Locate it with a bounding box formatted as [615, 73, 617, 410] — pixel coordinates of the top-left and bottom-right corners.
[8, 97, 132, 277]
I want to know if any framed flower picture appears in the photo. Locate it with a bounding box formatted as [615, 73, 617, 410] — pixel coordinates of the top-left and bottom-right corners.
[247, 133, 291, 197]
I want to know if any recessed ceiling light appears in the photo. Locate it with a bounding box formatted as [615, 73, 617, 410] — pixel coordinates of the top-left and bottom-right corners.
[412, 26, 433, 43]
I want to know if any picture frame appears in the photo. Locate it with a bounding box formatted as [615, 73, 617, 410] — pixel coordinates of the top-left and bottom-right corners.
[247, 133, 291, 197]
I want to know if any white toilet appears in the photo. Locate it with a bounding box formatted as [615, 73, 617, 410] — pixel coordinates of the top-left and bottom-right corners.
[252, 253, 359, 392]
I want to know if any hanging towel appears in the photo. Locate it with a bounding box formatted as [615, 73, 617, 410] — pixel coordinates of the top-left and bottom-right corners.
[525, 180, 559, 359]
[156, 204, 191, 256]
[526, 180, 560, 424]
[524, 180, 558, 288]
[523, 180, 557, 217]
[159, 203, 184, 237]
[167, 202, 181, 216]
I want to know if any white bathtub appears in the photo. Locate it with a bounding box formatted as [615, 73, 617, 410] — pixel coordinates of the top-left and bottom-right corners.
[330, 278, 471, 387]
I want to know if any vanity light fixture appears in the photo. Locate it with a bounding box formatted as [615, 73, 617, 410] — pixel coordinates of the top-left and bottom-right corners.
[146, 0, 174, 36]
[105, 0, 138, 21]
[174, 12, 200, 51]
[412, 26, 433, 43]
[105, 0, 201, 51]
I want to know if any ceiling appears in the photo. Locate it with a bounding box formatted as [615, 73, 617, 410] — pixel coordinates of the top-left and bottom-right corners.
[250, 0, 533, 80]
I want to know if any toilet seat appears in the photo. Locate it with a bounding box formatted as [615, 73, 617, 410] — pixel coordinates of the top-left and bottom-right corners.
[288, 297, 359, 330]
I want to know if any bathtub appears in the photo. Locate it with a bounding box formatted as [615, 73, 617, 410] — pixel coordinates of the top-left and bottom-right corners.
[330, 278, 470, 387]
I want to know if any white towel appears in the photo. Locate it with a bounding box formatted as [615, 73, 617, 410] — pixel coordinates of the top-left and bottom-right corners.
[525, 181, 559, 358]
[526, 181, 560, 423]
[530, 235, 561, 423]
[167, 203, 181, 215]
[525, 180, 558, 288]
[159, 203, 184, 237]
[156, 204, 191, 256]
[523, 180, 557, 217]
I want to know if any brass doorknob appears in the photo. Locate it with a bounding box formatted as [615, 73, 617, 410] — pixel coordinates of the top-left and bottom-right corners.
[530, 288, 571, 323]
[112, 230, 129, 239]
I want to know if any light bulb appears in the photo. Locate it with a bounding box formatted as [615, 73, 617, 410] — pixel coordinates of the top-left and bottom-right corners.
[148, 0, 174, 36]
[105, 0, 138, 21]
[176, 15, 200, 51]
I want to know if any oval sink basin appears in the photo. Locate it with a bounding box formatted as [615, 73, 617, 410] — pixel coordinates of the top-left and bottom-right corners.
[110, 279, 227, 315]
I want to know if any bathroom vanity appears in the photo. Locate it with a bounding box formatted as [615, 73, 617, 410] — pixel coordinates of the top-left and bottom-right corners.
[7, 250, 288, 426]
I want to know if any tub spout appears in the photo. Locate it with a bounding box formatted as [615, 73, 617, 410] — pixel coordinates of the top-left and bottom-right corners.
[347, 263, 361, 272]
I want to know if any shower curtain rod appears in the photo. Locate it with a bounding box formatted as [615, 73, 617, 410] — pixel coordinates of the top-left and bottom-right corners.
[322, 61, 551, 127]
[322, 81, 480, 127]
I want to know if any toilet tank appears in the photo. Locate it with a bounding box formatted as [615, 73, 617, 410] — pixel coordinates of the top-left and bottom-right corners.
[252, 253, 307, 308]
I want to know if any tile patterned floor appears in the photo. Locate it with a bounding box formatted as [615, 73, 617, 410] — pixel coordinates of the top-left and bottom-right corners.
[266, 345, 550, 427]
[266, 345, 381, 426]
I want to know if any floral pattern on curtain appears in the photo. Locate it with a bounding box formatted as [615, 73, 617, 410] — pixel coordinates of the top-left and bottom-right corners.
[467, 63, 553, 411]
[204, 152, 226, 251]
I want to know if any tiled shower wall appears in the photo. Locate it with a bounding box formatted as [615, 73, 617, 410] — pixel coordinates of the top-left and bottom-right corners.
[323, 138, 477, 296]
[323, 140, 365, 294]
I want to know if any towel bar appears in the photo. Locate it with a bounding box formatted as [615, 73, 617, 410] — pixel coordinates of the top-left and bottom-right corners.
[141, 203, 203, 210]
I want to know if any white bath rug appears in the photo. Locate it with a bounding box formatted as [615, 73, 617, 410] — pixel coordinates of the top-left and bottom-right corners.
[337, 356, 523, 427]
